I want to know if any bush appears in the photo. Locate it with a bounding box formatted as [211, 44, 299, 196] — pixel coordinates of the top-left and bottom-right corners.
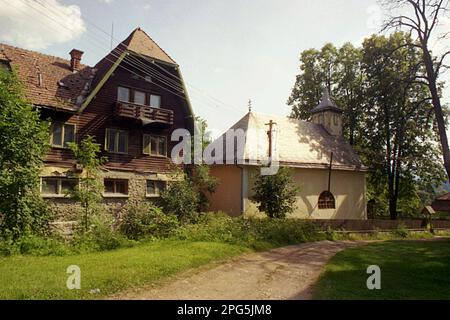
[251, 167, 299, 218]
[0, 233, 70, 256]
[176, 212, 323, 249]
[160, 176, 198, 223]
[119, 200, 179, 240]
[392, 224, 410, 238]
[72, 213, 133, 252]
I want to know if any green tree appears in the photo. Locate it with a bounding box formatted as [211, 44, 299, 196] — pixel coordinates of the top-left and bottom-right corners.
[288, 43, 366, 145]
[361, 33, 444, 219]
[252, 167, 299, 219]
[0, 68, 51, 238]
[188, 117, 218, 211]
[288, 33, 445, 219]
[160, 171, 198, 223]
[381, 0, 450, 183]
[190, 165, 218, 212]
[68, 136, 107, 232]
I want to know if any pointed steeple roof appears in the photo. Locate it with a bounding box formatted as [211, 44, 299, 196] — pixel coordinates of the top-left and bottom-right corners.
[120, 27, 176, 64]
[311, 88, 342, 114]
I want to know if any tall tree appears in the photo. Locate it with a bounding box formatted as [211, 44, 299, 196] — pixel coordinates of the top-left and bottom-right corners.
[288, 43, 366, 145]
[381, 0, 450, 182]
[362, 33, 444, 219]
[287, 33, 444, 218]
[0, 68, 51, 237]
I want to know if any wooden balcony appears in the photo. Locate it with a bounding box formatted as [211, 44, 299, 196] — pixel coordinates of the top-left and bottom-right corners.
[115, 102, 174, 126]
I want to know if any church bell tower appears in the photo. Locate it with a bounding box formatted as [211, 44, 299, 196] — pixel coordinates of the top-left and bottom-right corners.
[310, 88, 343, 136]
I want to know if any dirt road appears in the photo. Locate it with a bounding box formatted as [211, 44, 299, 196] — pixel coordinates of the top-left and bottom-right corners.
[110, 240, 369, 300]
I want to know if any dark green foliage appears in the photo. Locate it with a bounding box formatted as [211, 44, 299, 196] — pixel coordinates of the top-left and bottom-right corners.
[160, 172, 199, 223]
[189, 165, 219, 212]
[68, 136, 107, 232]
[71, 213, 133, 252]
[251, 167, 299, 218]
[0, 68, 51, 237]
[176, 212, 323, 250]
[288, 33, 446, 218]
[119, 200, 179, 240]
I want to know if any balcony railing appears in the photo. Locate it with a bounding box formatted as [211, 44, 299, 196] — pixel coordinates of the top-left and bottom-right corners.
[115, 102, 174, 125]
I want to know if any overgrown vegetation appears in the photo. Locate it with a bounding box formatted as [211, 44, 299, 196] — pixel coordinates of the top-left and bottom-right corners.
[0, 68, 51, 238]
[68, 136, 107, 232]
[119, 200, 179, 240]
[252, 167, 299, 218]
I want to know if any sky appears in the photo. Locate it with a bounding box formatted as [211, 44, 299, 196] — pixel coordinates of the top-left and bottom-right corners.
[0, 0, 449, 138]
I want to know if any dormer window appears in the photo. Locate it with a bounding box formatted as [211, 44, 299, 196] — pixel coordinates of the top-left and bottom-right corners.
[51, 122, 75, 148]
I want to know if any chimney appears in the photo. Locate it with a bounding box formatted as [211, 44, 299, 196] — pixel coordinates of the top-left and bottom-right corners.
[69, 49, 84, 71]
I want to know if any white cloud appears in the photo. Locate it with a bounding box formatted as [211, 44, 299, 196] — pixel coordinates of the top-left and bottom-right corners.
[144, 4, 151, 11]
[0, 0, 86, 50]
[98, 0, 113, 3]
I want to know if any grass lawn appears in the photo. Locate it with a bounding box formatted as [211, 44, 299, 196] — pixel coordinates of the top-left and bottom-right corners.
[312, 239, 450, 300]
[0, 240, 248, 300]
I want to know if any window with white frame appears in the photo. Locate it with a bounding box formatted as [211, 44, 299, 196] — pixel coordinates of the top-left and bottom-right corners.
[51, 123, 75, 148]
[41, 177, 78, 196]
[105, 128, 128, 154]
[146, 180, 166, 197]
[143, 135, 167, 156]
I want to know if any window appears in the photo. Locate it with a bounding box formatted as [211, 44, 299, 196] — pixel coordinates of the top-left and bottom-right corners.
[51, 123, 75, 148]
[318, 191, 336, 209]
[41, 178, 78, 196]
[134, 90, 146, 105]
[104, 179, 128, 195]
[105, 129, 128, 153]
[143, 135, 167, 156]
[150, 94, 161, 108]
[146, 180, 167, 197]
[118, 86, 130, 102]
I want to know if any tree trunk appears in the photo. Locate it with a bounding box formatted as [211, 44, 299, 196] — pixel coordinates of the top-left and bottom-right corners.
[422, 47, 450, 182]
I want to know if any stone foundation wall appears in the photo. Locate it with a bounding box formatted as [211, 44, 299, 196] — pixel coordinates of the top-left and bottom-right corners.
[42, 167, 170, 222]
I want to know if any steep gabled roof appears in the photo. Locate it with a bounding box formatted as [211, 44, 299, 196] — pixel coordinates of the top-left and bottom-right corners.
[121, 27, 176, 65]
[212, 112, 367, 171]
[0, 43, 95, 112]
[0, 28, 179, 113]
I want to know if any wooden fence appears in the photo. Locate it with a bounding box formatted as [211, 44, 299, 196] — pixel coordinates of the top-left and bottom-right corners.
[310, 218, 450, 232]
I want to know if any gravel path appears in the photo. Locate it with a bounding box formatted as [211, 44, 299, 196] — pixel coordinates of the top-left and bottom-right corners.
[110, 240, 370, 300]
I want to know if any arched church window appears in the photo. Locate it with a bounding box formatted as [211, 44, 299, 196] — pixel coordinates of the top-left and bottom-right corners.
[318, 191, 335, 209]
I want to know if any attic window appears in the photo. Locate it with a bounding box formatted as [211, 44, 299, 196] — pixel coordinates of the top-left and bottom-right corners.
[318, 191, 335, 209]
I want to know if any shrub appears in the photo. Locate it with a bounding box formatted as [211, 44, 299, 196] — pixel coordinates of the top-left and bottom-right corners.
[189, 165, 219, 212]
[119, 200, 179, 240]
[325, 226, 339, 241]
[0, 233, 70, 256]
[392, 224, 410, 238]
[251, 167, 299, 219]
[72, 213, 133, 252]
[160, 175, 198, 223]
[68, 136, 107, 233]
[176, 212, 323, 249]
